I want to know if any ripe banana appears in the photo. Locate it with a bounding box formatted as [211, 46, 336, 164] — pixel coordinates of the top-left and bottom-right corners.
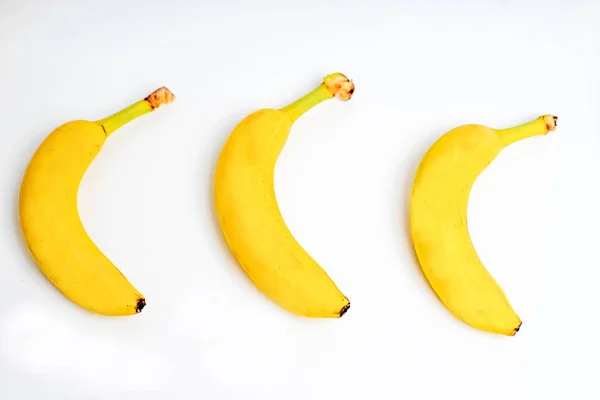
[410, 115, 557, 335]
[214, 73, 354, 318]
[19, 87, 175, 316]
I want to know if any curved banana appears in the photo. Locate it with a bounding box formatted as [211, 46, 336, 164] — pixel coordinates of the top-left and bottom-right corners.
[214, 73, 354, 318]
[19, 87, 175, 316]
[410, 115, 557, 335]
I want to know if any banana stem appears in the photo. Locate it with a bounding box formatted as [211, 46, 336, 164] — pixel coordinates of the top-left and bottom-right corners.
[95, 87, 175, 136]
[280, 85, 333, 123]
[279, 73, 355, 123]
[496, 115, 557, 146]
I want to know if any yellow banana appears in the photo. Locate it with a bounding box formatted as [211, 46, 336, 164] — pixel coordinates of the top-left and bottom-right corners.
[19, 87, 175, 316]
[410, 115, 557, 335]
[214, 73, 354, 318]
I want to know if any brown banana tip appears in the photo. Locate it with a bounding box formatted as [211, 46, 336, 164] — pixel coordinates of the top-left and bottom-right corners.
[136, 298, 146, 313]
[542, 114, 557, 131]
[323, 73, 355, 101]
[339, 302, 351, 317]
[145, 87, 176, 110]
[512, 321, 522, 336]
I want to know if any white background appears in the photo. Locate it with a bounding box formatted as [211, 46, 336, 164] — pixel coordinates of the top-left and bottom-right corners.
[0, 0, 599, 399]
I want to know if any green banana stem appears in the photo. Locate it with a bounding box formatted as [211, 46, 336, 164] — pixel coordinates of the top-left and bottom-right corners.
[496, 115, 557, 146]
[95, 87, 175, 136]
[280, 85, 333, 123]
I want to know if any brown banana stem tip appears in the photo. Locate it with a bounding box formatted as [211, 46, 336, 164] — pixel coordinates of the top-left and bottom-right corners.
[542, 114, 558, 131]
[323, 73, 355, 101]
[145, 87, 176, 110]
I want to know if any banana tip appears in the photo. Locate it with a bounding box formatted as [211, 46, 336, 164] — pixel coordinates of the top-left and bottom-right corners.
[511, 321, 522, 336]
[542, 115, 557, 131]
[339, 302, 351, 317]
[323, 73, 355, 101]
[145, 87, 175, 109]
[136, 298, 146, 313]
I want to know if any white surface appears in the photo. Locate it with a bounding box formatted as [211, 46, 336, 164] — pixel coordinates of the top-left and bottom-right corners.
[0, 0, 599, 399]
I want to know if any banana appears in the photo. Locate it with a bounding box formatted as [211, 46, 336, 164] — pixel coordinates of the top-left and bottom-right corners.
[410, 115, 557, 335]
[214, 73, 354, 318]
[19, 87, 175, 316]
